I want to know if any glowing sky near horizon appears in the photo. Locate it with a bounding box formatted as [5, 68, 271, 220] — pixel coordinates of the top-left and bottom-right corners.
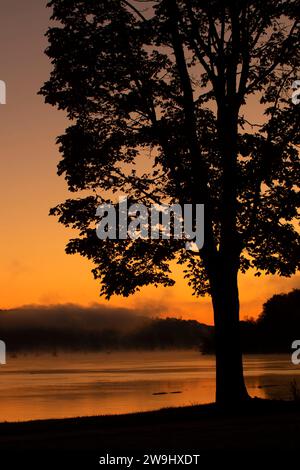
[0, 0, 298, 324]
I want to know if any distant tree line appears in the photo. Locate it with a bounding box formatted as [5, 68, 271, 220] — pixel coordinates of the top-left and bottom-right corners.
[0, 314, 212, 353]
[0, 290, 298, 354]
[202, 290, 300, 354]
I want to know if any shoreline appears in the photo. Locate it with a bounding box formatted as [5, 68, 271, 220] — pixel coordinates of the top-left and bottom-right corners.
[0, 399, 300, 451]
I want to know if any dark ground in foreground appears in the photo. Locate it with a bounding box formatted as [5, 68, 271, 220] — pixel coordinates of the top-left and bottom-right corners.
[0, 399, 300, 454]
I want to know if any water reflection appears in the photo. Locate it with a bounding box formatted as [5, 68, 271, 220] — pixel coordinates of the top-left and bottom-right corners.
[0, 351, 299, 422]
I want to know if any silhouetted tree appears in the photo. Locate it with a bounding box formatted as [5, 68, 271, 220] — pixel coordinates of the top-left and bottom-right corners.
[41, 0, 300, 404]
[257, 289, 300, 352]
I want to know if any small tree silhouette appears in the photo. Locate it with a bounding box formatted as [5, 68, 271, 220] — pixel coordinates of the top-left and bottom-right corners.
[40, 0, 299, 405]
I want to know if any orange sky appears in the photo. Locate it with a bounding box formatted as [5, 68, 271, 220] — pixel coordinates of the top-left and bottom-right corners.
[0, 0, 298, 325]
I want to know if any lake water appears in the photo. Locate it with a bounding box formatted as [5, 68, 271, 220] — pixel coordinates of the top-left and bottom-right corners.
[0, 351, 299, 422]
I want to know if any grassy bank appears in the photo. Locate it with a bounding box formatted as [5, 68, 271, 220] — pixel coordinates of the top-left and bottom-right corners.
[0, 399, 300, 452]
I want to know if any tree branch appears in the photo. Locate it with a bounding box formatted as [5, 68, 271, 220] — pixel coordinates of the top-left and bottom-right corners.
[246, 20, 298, 94]
[121, 0, 147, 22]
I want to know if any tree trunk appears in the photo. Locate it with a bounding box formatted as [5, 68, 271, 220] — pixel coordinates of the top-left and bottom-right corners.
[210, 265, 250, 405]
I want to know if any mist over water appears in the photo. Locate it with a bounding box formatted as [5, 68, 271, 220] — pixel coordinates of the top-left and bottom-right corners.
[0, 351, 299, 422]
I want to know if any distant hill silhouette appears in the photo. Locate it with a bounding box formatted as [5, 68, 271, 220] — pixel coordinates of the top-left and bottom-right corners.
[0, 304, 211, 353]
[0, 290, 298, 354]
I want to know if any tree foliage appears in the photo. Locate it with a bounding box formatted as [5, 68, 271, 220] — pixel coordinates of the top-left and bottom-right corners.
[41, 0, 300, 299]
